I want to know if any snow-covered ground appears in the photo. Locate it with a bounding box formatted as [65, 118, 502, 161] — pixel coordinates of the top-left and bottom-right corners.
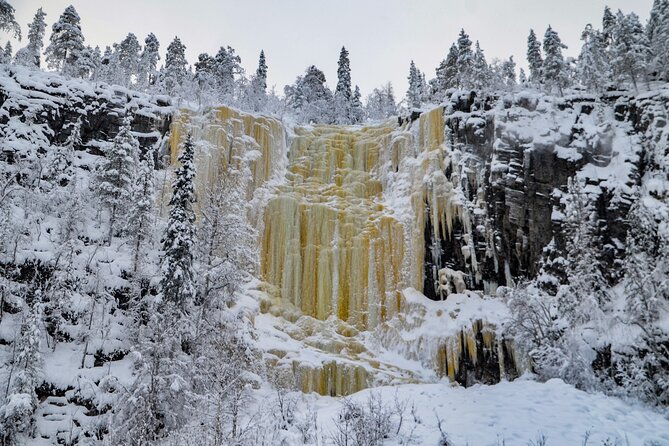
[309, 378, 669, 446]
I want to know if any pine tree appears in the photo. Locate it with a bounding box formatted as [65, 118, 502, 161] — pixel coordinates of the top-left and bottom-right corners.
[366, 83, 397, 120]
[351, 85, 364, 124]
[15, 8, 46, 68]
[527, 29, 543, 85]
[47, 118, 80, 187]
[160, 37, 188, 96]
[284, 65, 333, 123]
[127, 147, 155, 274]
[456, 29, 474, 88]
[0, 303, 42, 444]
[214, 45, 242, 99]
[44, 5, 86, 77]
[542, 26, 568, 94]
[94, 116, 138, 244]
[647, 0, 669, 80]
[335, 46, 352, 123]
[557, 177, 608, 325]
[577, 24, 609, 92]
[0, 0, 20, 39]
[407, 60, 422, 109]
[611, 11, 650, 90]
[116, 33, 141, 87]
[501, 56, 517, 88]
[139, 33, 160, 89]
[161, 134, 197, 309]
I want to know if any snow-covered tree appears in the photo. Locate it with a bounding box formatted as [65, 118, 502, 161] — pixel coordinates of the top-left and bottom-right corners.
[44, 5, 86, 77]
[15, 8, 46, 68]
[0, 303, 42, 445]
[435, 43, 458, 98]
[196, 148, 256, 312]
[115, 33, 141, 87]
[611, 11, 650, 90]
[406, 60, 422, 109]
[194, 52, 217, 107]
[94, 116, 138, 244]
[284, 65, 333, 123]
[138, 33, 160, 89]
[335, 46, 353, 123]
[254, 49, 268, 93]
[127, 147, 155, 274]
[214, 45, 242, 99]
[542, 26, 568, 94]
[500, 56, 517, 89]
[0, 0, 20, 40]
[602, 6, 617, 45]
[577, 24, 609, 91]
[456, 29, 474, 88]
[527, 29, 543, 85]
[160, 37, 189, 96]
[249, 49, 268, 111]
[557, 178, 608, 325]
[161, 134, 197, 309]
[366, 83, 396, 120]
[0, 41, 11, 64]
[471, 41, 491, 91]
[351, 85, 364, 124]
[647, 0, 669, 79]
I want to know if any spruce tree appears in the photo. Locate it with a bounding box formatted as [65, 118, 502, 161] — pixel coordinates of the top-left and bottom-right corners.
[94, 116, 138, 244]
[250, 50, 268, 111]
[407, 60, 422, 109]
[471, 41, 490, 91]
[577, 24, 609, 91]
[542, 25, 568, 94]
[253, 49, 268, 94]
[527, 29, 543, 85]
[127, 148, 155, 274]
[0, 303, 42, 444]
[456, 29, 474, 88]
[160, 37, 188, 96]
[44, 5, 86, 77]
[435, 43, 458, 96]
[139, 33, 160, 89]
[602, 6, 617, 46]
[161, 134, 197, 309]
[647, 0, 669, 79]
[15, 8, 46, 68]
[557, 178, 608, 325]
[0, 0, 20, 39]
[335, 46, 352, 123]
[611, 11, 650, 90]
[351, 85, 364, 124]
[116, 33, 141, 87]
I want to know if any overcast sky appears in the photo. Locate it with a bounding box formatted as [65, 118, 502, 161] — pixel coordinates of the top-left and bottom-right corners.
[9, 0, 651, 98]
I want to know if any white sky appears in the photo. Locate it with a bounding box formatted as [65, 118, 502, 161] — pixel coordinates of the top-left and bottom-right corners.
[9, 0, 651, 98]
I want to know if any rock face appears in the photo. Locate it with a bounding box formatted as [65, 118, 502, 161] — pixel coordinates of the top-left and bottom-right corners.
[0, 66, 173, 161]
[420, 90, 643, 298]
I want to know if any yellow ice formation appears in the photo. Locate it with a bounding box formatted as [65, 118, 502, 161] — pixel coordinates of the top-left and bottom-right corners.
[169, 106, 286, 207]
[169, 106, 518, 394]
[260, 124, 406, 330]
